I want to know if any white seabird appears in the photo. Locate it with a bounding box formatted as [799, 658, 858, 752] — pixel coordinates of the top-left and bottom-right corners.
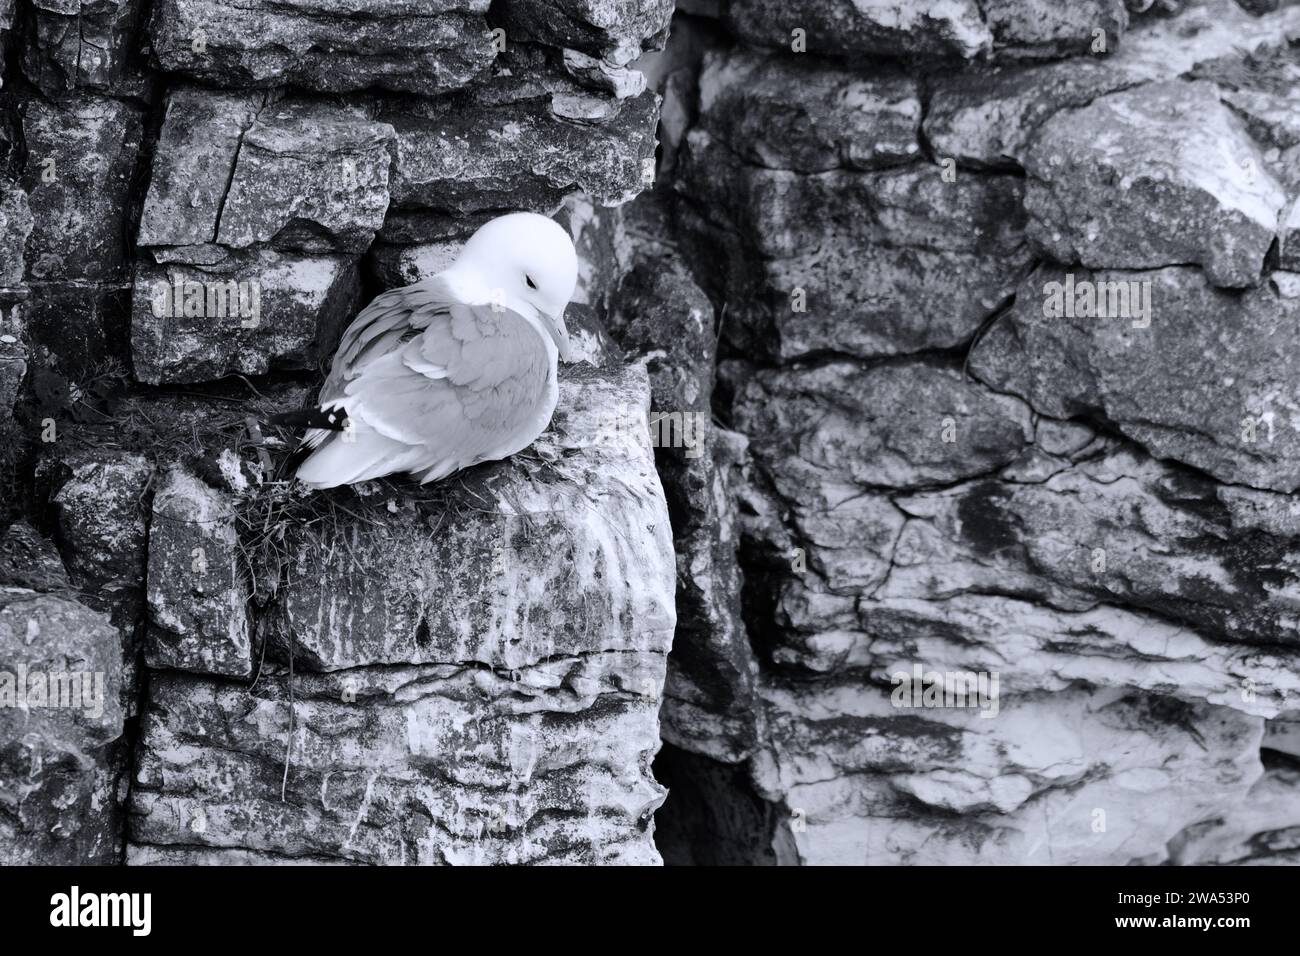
[293, 212, 578, 489]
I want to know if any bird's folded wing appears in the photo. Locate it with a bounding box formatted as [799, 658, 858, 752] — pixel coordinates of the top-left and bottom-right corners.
[326, 292, 552, 464]
[320, 280, 455, 401]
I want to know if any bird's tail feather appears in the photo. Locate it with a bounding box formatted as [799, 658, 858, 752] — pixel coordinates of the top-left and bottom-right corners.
[300, 427, 333, 450]
[295, 428, 424, 489]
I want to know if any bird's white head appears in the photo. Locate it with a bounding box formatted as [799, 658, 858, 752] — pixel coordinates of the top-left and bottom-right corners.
[453, 212, 579, 361]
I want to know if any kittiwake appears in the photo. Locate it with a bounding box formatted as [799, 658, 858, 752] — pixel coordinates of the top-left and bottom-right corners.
[287, 212, 578, 489]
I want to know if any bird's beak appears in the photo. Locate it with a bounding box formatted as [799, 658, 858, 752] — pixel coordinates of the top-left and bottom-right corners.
[542, 309, 573, 362]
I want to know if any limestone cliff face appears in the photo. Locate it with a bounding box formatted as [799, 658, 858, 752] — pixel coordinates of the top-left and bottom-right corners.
[3, 0, 1300, 867]
[0, 0, 674, 865]
[130, 367, 676, 865]
[651, 0, 1300, 866]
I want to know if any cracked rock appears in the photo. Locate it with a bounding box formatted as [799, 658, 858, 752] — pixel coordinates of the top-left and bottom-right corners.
[139, 90, 396, 255]
[695, 49, 922, 173]
[0, 185, 31, 430]
[492, 0, 674, 65]
[16, 94, 144, 375]
[0, 183, 33, 288]
[605, 248, 760, 764]
[970, 264, 1300, 492]
[378, 86, 660, 237]
[0, 522, 70, 593]
[23, 0, 147, 94]
[925, 60, 1136, 169]
[215, 102, 396, 254]
[129, 658, 666, 864]
[751, 683, 1261, 865]
[722, 0, 1126, 61]
[926, 1, 1300, 170]
[678, 100, 1030, 360]
[881, 444, 1300, 652]
[1024, 80, 1286, 288]
[1169, 764, 1300, 864]
[981, 0, 1128, 59]
[730, 360, 1034, 499]
[148, 0, 495, 95]
[679, 144, 1031, 360]
[48, 450, 154, 629]
[856, 592, 1300, 717]
[145, 466, 251, 679]
[1188, 41, 1300, 151]
[723, 0, 994, 60]
[0, 587, 126, 864]
[135, 87, 266, 250]
[19, 94, 143, 284]
[130, 251, 360, 385]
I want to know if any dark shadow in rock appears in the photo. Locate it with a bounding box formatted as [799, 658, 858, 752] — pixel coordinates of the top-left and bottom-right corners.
[653, 742, 788, 865]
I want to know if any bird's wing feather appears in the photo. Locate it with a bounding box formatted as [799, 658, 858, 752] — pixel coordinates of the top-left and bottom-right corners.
[343, 303, 551, 457]
[298, 279, 553, 486]
[320, 281, 451, 400]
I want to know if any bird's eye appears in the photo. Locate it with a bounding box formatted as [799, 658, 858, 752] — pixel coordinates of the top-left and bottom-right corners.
[525, 274, 537, 290]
